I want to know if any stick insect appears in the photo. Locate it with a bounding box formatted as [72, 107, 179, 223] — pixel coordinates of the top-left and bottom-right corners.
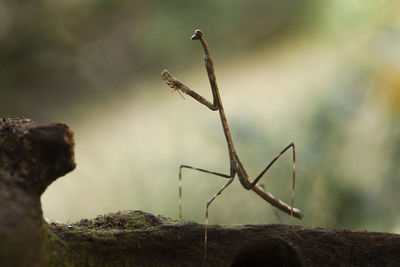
[161, 29, 303, 265]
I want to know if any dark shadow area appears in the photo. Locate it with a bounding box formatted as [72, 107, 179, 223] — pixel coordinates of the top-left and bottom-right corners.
[231, 239, 304, 267]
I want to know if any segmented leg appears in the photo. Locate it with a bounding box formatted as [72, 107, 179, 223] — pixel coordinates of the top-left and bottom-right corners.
[161, 71, 218, 111]
[178, 165, 233, 266]
[203, 177, 234, 266]
[249, 142, 298, 230]
[178, 165, 231, 219]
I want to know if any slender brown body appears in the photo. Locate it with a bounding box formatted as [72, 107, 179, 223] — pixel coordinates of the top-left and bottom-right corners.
[161, 30, 303, 218]
[161, 29, 303, 265]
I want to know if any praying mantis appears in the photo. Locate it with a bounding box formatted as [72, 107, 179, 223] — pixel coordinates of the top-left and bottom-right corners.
[161, 29, 303, 265]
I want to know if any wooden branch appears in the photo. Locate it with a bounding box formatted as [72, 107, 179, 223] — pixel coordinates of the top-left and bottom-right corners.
[1, 117, 399, 266]
[0, 117, 75, 267]
[48, 211, 400, 266]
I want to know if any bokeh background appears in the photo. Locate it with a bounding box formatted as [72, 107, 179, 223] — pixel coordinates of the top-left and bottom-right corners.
[1, 0, 399, 233]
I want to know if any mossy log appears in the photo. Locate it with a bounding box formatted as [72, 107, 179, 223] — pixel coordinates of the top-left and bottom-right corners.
[1, 117, 399, 267]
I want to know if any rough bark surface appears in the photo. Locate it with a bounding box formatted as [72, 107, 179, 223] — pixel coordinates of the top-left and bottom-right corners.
[0, 117, 399, 267]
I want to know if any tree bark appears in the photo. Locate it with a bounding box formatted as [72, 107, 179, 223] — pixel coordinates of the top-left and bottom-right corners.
[1, 117, 399, 266]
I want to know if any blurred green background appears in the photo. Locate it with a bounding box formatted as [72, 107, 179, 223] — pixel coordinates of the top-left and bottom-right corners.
[1, 0, 400, 233]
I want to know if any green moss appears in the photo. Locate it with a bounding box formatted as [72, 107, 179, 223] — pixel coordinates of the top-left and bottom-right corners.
[71, 210, 168, 231]
[44, 222, 69, 267]
[46, 222, 98, 267]
[45, 211, 216, 266]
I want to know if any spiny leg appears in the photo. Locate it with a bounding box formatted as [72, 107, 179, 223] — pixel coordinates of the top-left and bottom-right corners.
[203, 177, 234, 266]
[178, 165, 231, 219]
[161, 29, 221, 112]
[249, 142, 299, 231]
[161, 70, 218, 111]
